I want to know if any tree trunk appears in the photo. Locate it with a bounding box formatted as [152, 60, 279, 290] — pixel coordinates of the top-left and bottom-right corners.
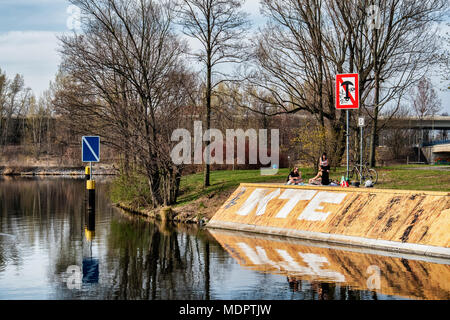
[204, 241, 210, 300]
[204, 55, 212, 187]
[369, 29, 380, 168]
[369, 101, 379, 167]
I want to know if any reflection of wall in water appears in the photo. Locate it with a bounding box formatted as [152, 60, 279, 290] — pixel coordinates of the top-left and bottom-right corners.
[210, 230, 450, 300]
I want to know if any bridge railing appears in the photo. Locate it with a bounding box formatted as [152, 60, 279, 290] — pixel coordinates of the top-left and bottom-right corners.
[421, 139, 450, 147]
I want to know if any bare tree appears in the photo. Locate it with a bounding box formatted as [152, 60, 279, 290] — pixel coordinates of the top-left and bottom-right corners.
[56, 0, 194, 206]
[409, 76, 442, 143]
[239, 0, 355, 166]
[26, 94, 53, 159]
[240, 0, 446, 169]
[176, 0, 250, 187]
[0, 72, 31, 146]
[354, 0, 447, 167]
[411, 77, 442, 118]
[440, 22, 450, 90]
[381, 105, 413, 160]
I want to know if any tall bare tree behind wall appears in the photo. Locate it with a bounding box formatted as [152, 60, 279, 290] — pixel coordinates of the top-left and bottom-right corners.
[242, 0, 446, 168]
[176, 0, 250, 187]
[329, 0, 446, 167]
[359, 0, 447, 167]
[441, 23, 450, 90]
[239, 0, 352, 167]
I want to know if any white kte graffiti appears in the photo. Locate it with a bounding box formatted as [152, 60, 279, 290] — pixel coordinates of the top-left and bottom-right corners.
[236, 188, 347, 221]
[236, 188, 281, 216]
[298, 191, 347, 221]
[275, 189, 316, 218]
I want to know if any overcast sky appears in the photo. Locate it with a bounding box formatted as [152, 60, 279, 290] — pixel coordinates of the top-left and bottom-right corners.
[0, 0, 448, 113]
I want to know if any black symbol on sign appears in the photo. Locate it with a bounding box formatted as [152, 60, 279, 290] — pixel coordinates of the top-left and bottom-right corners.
[341, 81, 354, 101]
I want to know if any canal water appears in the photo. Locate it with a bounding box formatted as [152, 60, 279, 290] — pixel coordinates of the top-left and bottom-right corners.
[0, 177, 449, 300]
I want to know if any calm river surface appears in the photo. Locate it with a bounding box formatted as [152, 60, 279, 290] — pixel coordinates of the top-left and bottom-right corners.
[0, 177, 449, 300]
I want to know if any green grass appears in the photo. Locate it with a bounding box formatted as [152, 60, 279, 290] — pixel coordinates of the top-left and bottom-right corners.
[380, 164, 450, 170]
[323, 165, 449, 191]
[372, 166, 450, 191]
[177, 167, 313, 205]
[111, 165, 449, 209]
[177, 165, 450, 206]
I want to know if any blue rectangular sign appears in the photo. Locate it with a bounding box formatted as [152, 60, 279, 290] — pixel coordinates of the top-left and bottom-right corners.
[82, 136, 100, 162]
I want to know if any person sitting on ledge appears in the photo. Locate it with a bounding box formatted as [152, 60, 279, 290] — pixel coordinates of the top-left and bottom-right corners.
[286, 167, 303, 185]
[308, 170, 323, 185]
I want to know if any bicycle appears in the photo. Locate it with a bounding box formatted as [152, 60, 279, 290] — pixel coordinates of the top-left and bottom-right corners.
[348, 161, 378, 185]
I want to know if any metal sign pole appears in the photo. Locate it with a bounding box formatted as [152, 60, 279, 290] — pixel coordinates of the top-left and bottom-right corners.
[336, 73, 359, 182]
[360, 126, 363, 185]
[346, 110, 349, 180]
[90, 161, 92, 180]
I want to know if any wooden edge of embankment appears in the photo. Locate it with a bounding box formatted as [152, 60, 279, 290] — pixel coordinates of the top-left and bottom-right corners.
[206, 220, 450, 260]
[239, 183, 450, 196]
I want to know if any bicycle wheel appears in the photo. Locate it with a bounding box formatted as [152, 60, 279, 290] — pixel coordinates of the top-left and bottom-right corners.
[368, 168, 378, 184]
[348, 168, 353, 180]
[348, 167, 357, 181]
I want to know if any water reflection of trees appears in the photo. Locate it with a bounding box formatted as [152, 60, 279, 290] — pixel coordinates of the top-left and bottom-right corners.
[0, 178, 87, 272]
[0, 178, 414, 300]
[286, 278, 377, 300]
[104, 217, 216, 300]
[0, 178, 114, 297]
[78, 212, 387, 300]
[0, 178, 231, 300]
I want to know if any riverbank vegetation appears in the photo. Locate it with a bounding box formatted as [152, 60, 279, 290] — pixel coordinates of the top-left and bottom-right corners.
[111, 165, 450, 222]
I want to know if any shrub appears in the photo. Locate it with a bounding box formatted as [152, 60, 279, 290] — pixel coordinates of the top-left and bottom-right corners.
[109, 170, 152, 208]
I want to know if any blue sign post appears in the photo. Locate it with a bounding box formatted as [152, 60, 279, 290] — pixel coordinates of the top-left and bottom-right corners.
[82, 136, 100, 181]
[82, 136, 100, 163]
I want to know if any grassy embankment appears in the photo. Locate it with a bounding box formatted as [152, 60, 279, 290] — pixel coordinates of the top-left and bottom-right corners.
[112, 165, 449, 222]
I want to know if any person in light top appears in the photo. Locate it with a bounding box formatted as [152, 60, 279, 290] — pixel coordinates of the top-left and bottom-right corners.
[320, 152, 329, 169]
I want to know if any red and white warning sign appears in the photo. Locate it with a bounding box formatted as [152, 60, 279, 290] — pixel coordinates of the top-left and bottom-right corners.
[336, 73, 359, 109]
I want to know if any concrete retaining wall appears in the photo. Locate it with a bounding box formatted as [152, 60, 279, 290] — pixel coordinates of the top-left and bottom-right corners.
[207, 183, 450, 258]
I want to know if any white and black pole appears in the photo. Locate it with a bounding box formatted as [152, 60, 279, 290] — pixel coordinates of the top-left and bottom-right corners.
[360, 126, 363, 185]
[336, 73, 359, 184]
[359, 117, 365, 185]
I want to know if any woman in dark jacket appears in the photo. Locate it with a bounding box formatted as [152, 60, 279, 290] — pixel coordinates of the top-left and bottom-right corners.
[309, 153, 330, 185]
[320, 153, 330, 185]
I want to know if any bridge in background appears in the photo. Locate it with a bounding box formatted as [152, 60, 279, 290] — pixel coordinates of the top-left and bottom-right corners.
[379, 115, 450, 130]
[378, 116, 450, 164]
[421, 142, 450, 164]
